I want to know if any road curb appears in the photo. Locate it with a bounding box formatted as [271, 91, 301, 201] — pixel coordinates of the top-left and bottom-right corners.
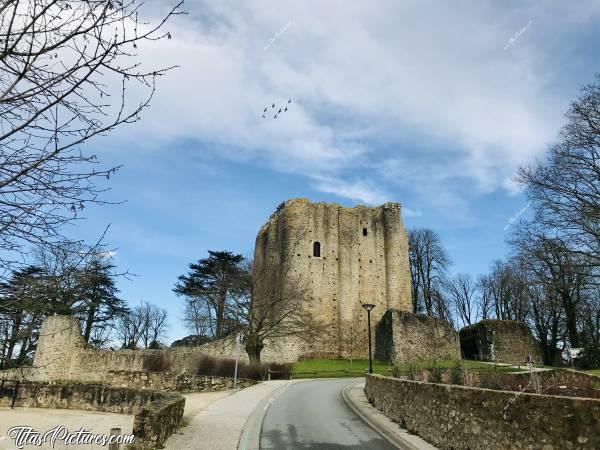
[342, 382, 437, 450]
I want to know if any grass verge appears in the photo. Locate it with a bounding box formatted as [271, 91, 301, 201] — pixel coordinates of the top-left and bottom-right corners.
[291, 359, 522, 378]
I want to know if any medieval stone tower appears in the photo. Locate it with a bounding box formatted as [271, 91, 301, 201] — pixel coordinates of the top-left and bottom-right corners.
[253, 198, 412, 359]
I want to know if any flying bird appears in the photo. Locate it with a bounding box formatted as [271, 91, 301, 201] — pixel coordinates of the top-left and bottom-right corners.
[278, 108, 282, 113]
[288, 99, 292, 103]
[284, 107, 288, 112]
[262, 114, 266, 118]
[274, 114, 278, 118]
[271, 103, 275, 108]
[264, 107, 267, 112]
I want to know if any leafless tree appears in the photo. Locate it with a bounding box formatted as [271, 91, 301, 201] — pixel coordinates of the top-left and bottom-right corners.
[446, 273, 477, 327]
[510, 227, 588, 348]
[137, 301, 168, 348]
[227, 262, 326, 364]
[478, 260, 530, 322]
[518, 73, 600, 269]
[527, 279, 564, 365]
[341, 310, 363, 370]
[476, 275, 494, 320]
[0, 0, 183, 270]
[115, 307, 143, 349]
[408, 228, 451, 316]
[115, 301, 168, 349]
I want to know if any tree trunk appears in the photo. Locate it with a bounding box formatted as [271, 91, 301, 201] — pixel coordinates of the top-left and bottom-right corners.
[245, 336, 264, 365]
[216, 288, 227, 338]
[5, 313, 23, 362]
[561, 292, 580, 347]
[83, 302, 97, 343]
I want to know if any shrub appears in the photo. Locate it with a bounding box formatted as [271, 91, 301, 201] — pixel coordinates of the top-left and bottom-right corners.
[574, 342, 600, 370]
[237, 363, 264, 380]
[266, 362, 293, 380]
[194, 354, 291, 381]
[479, 373, 503, 390]
[450, 361, 464, 385]
[407, 364, 420, 381]
[142, 352, 172, 372]
[430, 362, 443, 384]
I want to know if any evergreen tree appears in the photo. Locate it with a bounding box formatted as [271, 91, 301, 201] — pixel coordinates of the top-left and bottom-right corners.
[174, 251, 247, 338]
[76, 257, 129, 344]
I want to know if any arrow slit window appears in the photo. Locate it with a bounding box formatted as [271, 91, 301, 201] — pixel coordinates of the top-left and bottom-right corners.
[313, 242, 321, 257]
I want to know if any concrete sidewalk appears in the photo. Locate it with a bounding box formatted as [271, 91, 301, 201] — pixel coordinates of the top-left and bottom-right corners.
[342, 382, 438, 450]
[163, 380, 291, 450]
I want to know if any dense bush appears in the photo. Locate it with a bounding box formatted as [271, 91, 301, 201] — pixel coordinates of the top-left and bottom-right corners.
[429, 363, 443, 384]
[142, 352, 173, 372]
[195, 354, 292, 380]
[450, 361, 464, 385]
[574, 342, 600, 370]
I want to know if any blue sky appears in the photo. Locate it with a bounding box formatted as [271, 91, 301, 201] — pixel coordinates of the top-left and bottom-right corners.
[71, 0, 600, 343]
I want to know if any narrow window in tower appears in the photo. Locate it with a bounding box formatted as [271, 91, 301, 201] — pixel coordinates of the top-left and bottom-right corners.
[313, 241, 321, 257]
[363, 228, 368, 236]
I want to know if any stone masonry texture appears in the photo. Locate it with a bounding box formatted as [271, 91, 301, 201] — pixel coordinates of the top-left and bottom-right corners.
[460, 320, 543, 365]
[253, 198, 412, 360]
[11, 316, 277, 384]
[375, 310, 460, 363]
[365, 374, 600, 450]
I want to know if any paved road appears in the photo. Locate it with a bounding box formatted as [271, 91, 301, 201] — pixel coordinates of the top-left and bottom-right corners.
[260, 378, 396, 450]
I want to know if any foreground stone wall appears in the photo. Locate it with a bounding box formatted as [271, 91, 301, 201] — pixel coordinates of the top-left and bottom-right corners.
[365, 374, 600, 450]
[0, 381, 184, 449]
[460, 320, 543, 365]
[375, 310, 460, 364]
[254, 198, 412, 359]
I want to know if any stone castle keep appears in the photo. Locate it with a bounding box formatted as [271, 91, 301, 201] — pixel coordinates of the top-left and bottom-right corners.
[253, 198, 413, 359]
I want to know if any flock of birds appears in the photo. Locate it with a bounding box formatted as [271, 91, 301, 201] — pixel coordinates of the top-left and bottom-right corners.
[262, 99, 292, 119]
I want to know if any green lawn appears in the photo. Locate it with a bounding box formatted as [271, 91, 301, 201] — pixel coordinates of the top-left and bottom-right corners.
[292, 359, 393, 378]
[585, 369, 600, 376]
[291, 359, 521, 378]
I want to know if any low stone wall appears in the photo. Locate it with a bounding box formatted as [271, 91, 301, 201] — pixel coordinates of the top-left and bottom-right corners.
[365, 374, 600, 450]
[132, 393, 185, 449]
[375, 310, 460, 364]
[460, 320, 542, 365]
[0, 381, 184, 449]
[105, 370, 257, 391]
[476, 368, 600, 387]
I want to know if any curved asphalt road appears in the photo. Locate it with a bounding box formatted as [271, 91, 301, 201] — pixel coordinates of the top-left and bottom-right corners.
[260, 378, 396, 450]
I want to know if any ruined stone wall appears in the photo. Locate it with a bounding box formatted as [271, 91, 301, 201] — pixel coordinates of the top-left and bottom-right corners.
[254, 198, 412, 359]
[459, 320, 543, 365]
[375, 310, 460, 364]
[365, 374, 600, 450]
[2, 316, 300, 384]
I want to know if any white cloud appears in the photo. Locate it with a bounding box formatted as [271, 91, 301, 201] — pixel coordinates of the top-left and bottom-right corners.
[311, 176, 387, 205]
[99, 250, 118, 259]
[108, 0, 600, 206]
[403, 208, 423, 218]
